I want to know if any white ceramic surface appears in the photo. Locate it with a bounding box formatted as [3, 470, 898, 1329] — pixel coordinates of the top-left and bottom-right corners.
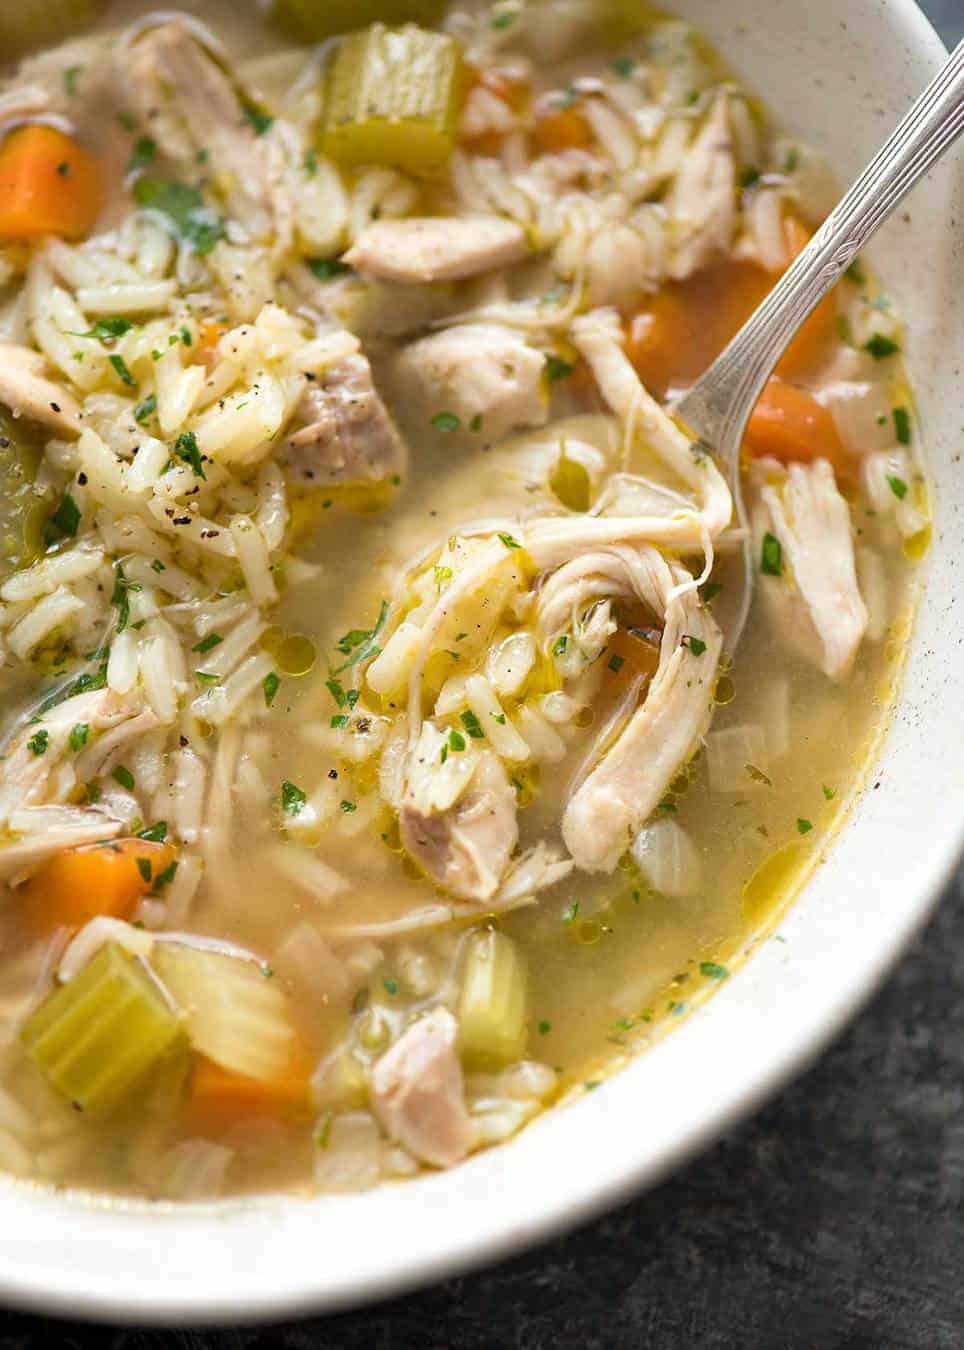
[0, 0, 960, 1325]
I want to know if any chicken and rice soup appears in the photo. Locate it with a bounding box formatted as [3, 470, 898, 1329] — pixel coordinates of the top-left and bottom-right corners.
[0, 0, 926, 1199]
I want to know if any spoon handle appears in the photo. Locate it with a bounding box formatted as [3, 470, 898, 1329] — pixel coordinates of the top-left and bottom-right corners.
[674, 38, 964, 456]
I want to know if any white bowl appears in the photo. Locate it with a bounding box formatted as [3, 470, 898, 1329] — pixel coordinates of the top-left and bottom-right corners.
[0, 0, 960, 1324]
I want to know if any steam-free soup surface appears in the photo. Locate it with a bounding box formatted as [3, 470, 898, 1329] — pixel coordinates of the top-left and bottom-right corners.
[0, 0, 924, 1198]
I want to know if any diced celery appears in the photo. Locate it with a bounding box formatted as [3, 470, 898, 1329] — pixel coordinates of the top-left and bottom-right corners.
[20, 943, 185, 1115]
[321, 24, 463, 177]
[0, 0, 99, 52]
[550, 451, 592, 513]
[153, 944, 295, 1083]
[271, 0, 447, 42]
[458, 930, 527, 1066]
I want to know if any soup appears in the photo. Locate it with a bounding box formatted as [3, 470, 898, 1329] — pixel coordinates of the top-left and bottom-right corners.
[0, 0, 926, 1200]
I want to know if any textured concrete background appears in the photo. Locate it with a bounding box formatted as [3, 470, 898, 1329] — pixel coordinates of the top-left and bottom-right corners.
[1, 3, 962, 1345]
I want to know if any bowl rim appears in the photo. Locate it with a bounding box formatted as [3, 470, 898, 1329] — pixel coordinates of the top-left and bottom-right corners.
[0, 0, 959, 1328]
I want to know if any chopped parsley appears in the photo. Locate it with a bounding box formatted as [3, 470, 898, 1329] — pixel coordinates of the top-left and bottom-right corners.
[135, 857, 153, 884]
[431, 411, 461, 433]
[740, 166, 761, 189]
[845, 259, 866, 285]
[111, 563, 141, 633]
[784, 147, 799, 173]
[684, 635, 707, 656]
[68, 317, 133, 342]
[63, 66, 82, 96]
[263, 671, 281, 707]
[609, 56, 636, 78]
[434, 564, 453, 590]
[174, 430, 205, 479]
[133, 393, 157, 425]
[307, 257, 350, 281]
[892, 406, 911, 445]
[69, 723, 89, 752]
[796, 817, 813, 835]
[153, 859, 178, 891]
[325, 678, 359, 710]
[469, 414, 483, 432]
[822, 784, 836, 801]
[136, 821, 168, 842]
[563, 902, 579, 923]
[863, 334, 900, 360]
[48, 492, 81, 540]
[607, 652, 625, 674]
[383, 977, 399, 997]
[657, 799, 678, 813]
[194, 671, 219, 686]
[127, 136, 157, 175]
[150, 559, 166, 573]
[553, 634, 568, 657]
[448, 729, 466, 752]
[339, 799, 357, 813]
[331, 601, 388, 675]
[191, 633, 223, 654]
[330, 714, 349, 729]
[108, 354, 135, 387]
[113, 765, 135, 791]
[545, 356, 574, 383]
[492, 712, 507, 725]
[491, 9, 518, 28]
[701, 581, 724, 603]
[460, 709, 485, 739]
[27, 730, 49, 757]
[133, 178, 226, 256]
[760, 532, 783, 576]
[280, 780, 307, 816]
[700, 961, 729, 980]
[242, 102, 274, 135]
[498, 532, 521, 550]
[538, 1019, 552, 1034]
[886, 474, 908, 501]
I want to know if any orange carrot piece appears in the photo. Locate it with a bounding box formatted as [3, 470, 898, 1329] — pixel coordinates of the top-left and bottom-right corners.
[0, 125, 102, 242]
[775, 215, 838, 378]
[22, 838, 175, 933]
[744, 377, 847, 471]
[187, 1053, 312, 1133]
[532, 106, 592, 155]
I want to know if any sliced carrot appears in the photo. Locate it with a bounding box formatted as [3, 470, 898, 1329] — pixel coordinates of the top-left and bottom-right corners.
[193, 319, 227, 368]
[531, 105, 592, 155]
[744, 376, 847, 472]
[774, 215, 838, 378]
[0, 125, 102, 242]
[187, 1052, 312, 1134]
[22, 838, 175, 934]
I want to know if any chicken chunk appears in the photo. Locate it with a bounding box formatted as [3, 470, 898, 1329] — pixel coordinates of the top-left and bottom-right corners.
[665, 95, 737, 281]
[756, 459, 868, 680]
[394, 324, 547, 444]
[344, 216, 530, 284]
[126, 21, 276, 240]
[370, 1008, 472, 1168]
[280, 354, 407, 487]
[0, 344, 82, 437]
[400, 749, 519, 903]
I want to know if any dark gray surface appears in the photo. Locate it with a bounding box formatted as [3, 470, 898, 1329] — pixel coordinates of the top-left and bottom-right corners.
[2, 4, 962, 1346]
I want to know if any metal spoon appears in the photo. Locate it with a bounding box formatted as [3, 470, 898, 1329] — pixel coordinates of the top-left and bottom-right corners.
[672, 39, 964, 651]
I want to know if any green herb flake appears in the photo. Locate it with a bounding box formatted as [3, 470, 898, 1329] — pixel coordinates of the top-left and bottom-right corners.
[609, 56, 636, 78]
[133, 178, 226, 256]
[127, 136, 157, 175]
[822, 784, 836, 801]
[607, 652, 625, 673]
[491, 9, 518, 28]
[307, 257, 350, 281]
[432, 411, 461, 433]
[546, 356, 574, 383]
[133, 392, 157, 425]
[684, 634, 707, 656]
[448, 728, 466, 753]
[153, 859, 178, 891]
[460, 709, 485, 739]
[330, 714, 349, 729]
[316, 1114, 332, 1149]
[69, 317, 133, 342]
[797, 817, 814, 835]
[740, 166, 761, 189]
[657, 799, 678, 813]
[192, 633, 223, 655]
[469, 413, 483, 432]
[174, 430, 206, 479]
[27, 730, 49, 757]
[136, 821, 168, 842]
[538, 1019, 552, 1034]
[892, 406, 912, 445]
[701, 581, 724, 603]
[63, 66, 83, 96]
[492, 712, 507, 725]
[886, 474, 908, 501]
[109, 354, 136, 387]
[111, 563, 141, 633]
[553, 634, 568, 657]
[864, 334, 900, 360]
[339, 799, 357, 813]
[113, 765, 135, 791]
[498, 532, 521, 550]
[242, 102, 274, 136]
[48, 492, 81, 539]
[760, 532, 783, 576]
[263, 671, 281, 707]
[845, 259, 866, 285]
[784, 147, 799, 173]
[563, 902, 579, 923]
[434, 564, 453, 590]
[700, 961, 729, 981]
[383, 977, 399, 997]
[280, 780, 307, 816]
[194, 670, 219, 686]
[69, 723, 90, 752]
[134, 857, 152, 884]
[331, 601, 388, 675]
[150, 558, 166, 574]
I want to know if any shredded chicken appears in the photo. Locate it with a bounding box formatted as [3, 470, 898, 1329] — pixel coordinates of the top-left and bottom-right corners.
[394, 324, 547, 443]
[400, 745, 519, 902]
[757, 459, 868, 680]
[370, 1007, 473, 1168]
[345, 216, 530, 284]
[280, 354, 407, 487]
[0, 344, 82, 436]
[665, 94, 737, 280]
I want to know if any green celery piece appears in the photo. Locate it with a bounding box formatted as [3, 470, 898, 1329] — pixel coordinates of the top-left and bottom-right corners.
[458, 930, 528, 1066]
[321, 23, 463, 177]
[21, 943, 185, 1115]
[271, 0, 447, 42]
